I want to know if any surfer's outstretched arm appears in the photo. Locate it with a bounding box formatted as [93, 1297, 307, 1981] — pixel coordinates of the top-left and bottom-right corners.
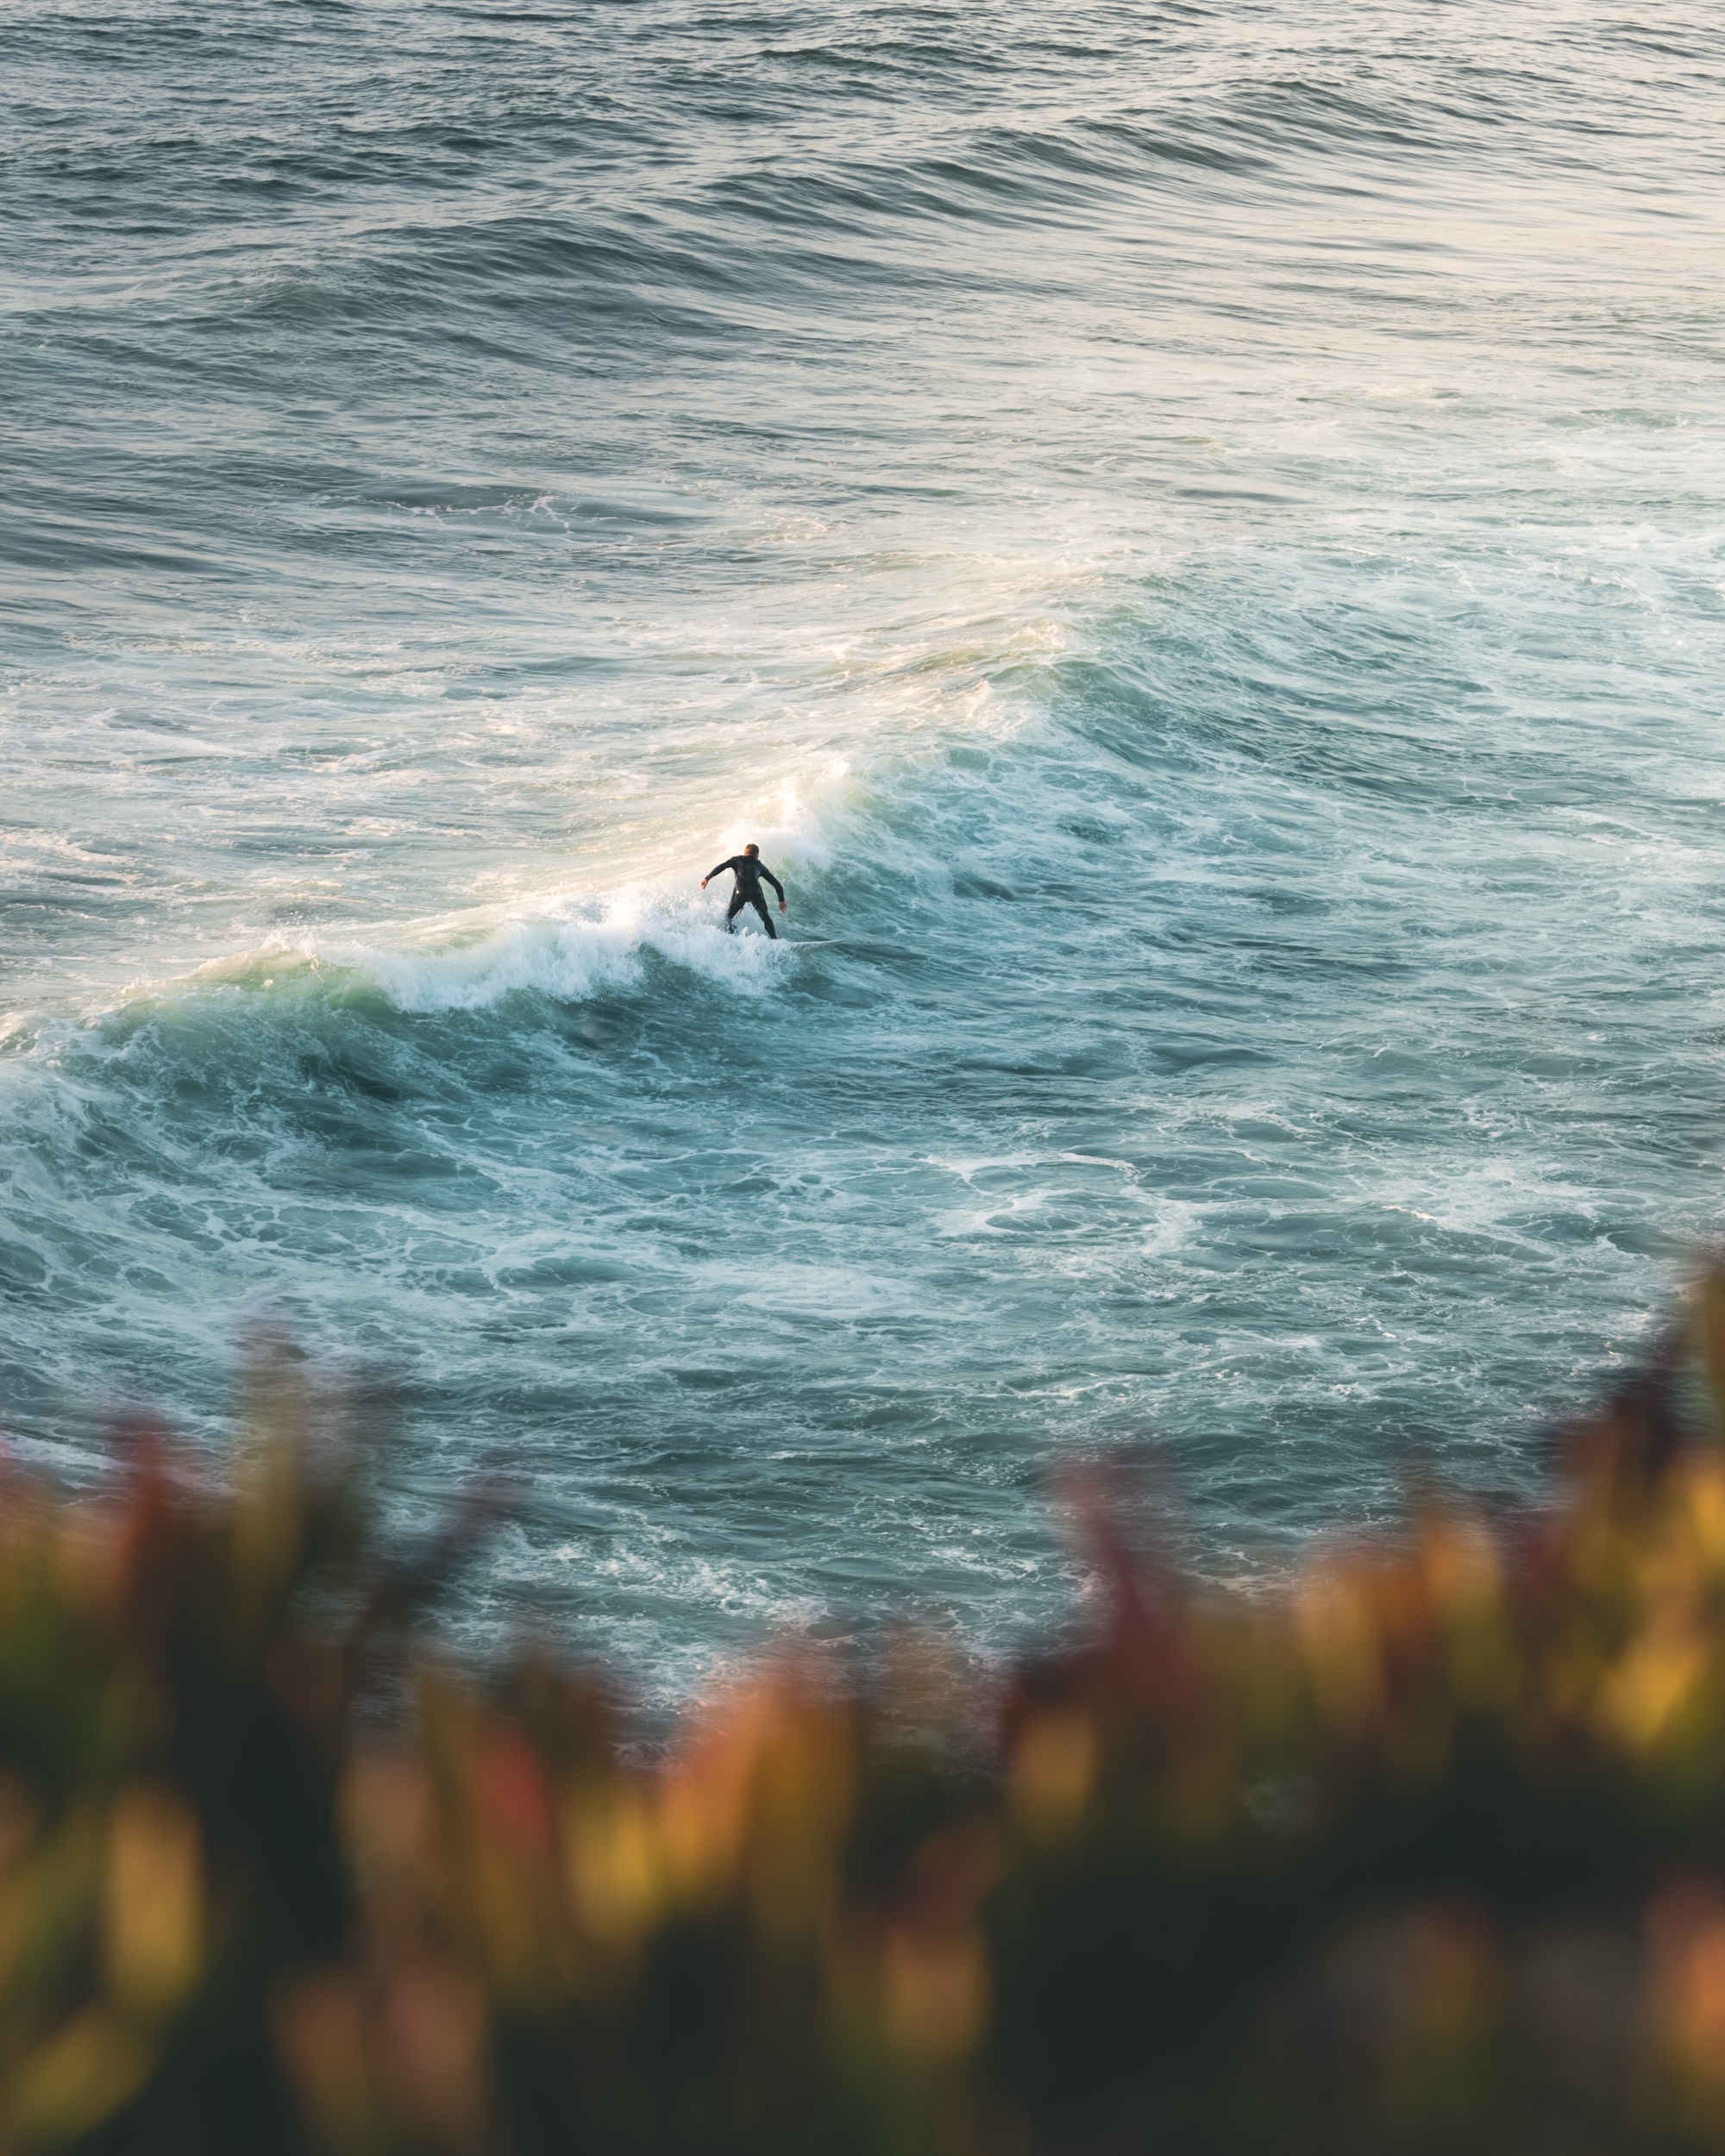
[701, 858, 735, 890]
[761, 866, 787, 906]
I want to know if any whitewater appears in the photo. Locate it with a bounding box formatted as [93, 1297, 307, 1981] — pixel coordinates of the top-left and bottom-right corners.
[4, 0, 1725, 1697]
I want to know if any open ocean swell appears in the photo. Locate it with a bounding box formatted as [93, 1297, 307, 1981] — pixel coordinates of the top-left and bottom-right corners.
[3, 0, 1725, 1698]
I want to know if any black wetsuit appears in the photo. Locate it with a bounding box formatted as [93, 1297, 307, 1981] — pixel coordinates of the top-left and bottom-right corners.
[708, 854, 784, 937]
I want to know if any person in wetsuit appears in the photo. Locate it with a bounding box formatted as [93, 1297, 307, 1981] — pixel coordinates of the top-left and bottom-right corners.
[701, 843, 787, 937]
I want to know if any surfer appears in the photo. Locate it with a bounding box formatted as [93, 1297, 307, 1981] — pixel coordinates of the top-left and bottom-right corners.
[702, 843, 787, 937]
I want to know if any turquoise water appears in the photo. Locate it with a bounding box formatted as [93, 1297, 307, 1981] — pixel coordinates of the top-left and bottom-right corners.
[5, 0, 1725, 1695]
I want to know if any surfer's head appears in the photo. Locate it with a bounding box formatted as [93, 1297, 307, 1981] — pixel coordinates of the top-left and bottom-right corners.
[743, 843, 759, 856]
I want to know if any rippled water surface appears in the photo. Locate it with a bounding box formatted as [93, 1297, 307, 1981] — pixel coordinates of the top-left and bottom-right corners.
[4, 0, 1725, 1694]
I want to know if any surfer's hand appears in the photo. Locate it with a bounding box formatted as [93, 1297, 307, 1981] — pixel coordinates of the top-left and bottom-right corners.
[780, 901, 787, 913]
[700, 878, 707, 890]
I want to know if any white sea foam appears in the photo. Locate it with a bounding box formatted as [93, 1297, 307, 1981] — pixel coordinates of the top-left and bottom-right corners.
[352, 901, 746, 1013]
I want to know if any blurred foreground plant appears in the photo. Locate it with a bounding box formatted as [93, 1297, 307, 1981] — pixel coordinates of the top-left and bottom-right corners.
[14, 1292, 1725, 2148]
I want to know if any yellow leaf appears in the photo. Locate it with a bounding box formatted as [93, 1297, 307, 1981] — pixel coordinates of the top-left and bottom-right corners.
[101, 1784, 206, 2019]
[3, 2008, 156, 2142]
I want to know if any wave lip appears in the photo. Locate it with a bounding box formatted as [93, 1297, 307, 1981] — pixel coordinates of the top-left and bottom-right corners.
[171, 887, 792, 1022]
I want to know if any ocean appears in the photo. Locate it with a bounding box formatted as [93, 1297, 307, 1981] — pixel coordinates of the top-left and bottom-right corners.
[4, 0, 1724, 1700]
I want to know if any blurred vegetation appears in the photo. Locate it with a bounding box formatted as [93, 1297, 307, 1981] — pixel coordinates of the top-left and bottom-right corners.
[14, 1294, 1725, 2153]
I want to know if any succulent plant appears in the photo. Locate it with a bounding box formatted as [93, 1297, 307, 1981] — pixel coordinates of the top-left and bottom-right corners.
[10, 1289, 1725, 2149]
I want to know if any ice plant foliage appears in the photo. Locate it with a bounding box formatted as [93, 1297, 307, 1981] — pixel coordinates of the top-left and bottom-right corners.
[13, 1299, 1725, 2147]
